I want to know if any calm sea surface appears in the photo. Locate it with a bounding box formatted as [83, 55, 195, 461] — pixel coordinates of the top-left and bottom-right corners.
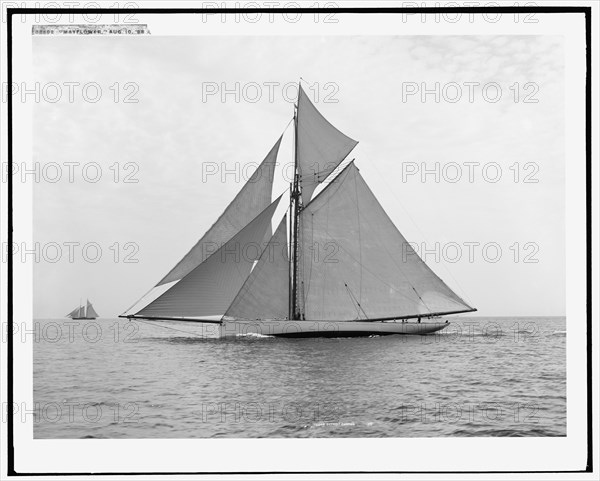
[33, 316, 566, 438]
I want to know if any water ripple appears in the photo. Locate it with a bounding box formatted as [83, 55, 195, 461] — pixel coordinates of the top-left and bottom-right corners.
[33, 316, 566, 438]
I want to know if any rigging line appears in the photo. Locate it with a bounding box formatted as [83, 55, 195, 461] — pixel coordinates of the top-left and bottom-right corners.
[367, 160, 473, 306]
[307, 157, 356, 195]
[344, 284, 361, 320]
[274, 185, 291, 205]
[345, 283, 368, 320]
[298, 171, 331, 183]
[121, 284, 160, 316]
[412, 286, 431, 313]
[297, 162, 348, 180]
[132, 318, 210, 339]
[282, 115, 294, 134]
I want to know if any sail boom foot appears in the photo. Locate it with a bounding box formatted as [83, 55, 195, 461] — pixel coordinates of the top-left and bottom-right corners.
[346, 307, 478, 323]
[119, 314, 224, 325]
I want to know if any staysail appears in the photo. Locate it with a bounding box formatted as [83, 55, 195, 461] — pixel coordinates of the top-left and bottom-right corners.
[135, 195, 283, 319]
[297, 162, 474, 321]
[86, 300, 99, 318]
[225, 215, 289, 320]
[156, 135, 282, 286]
[296, 85, 358, 201]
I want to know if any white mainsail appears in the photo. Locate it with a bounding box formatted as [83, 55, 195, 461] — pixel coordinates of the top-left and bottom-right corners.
[135, 195, 283, 319]
[297, 162, 473, 321]
[86, 300, 99, 318]
[296, 85, 358, 202]
[156, 135, 282, 286]
[225, 215, 289, 320]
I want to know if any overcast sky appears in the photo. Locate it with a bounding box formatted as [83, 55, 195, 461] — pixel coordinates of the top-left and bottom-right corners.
[32, 34, 564, 318]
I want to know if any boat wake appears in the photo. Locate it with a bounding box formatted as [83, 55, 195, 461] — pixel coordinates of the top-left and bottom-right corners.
[549, 330, 567, 336]
[236, 332, 274, 339]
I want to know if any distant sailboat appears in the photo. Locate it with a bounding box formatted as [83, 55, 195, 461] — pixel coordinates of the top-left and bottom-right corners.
[67, 299, 99, 320]
[121, 84, 475, 337]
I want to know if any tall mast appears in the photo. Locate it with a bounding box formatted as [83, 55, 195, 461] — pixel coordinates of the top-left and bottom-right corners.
[288, 179, 293, 320]
[290, 90, 302, 321]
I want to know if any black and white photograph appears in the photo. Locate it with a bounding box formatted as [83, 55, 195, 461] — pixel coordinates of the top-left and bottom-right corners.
[1, 1, 597, 477]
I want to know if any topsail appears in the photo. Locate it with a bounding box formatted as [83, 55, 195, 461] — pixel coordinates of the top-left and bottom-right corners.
[296, 85, 358, 201]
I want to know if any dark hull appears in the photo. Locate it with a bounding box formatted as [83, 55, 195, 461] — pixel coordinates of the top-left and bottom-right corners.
[221, 320, 450, 338]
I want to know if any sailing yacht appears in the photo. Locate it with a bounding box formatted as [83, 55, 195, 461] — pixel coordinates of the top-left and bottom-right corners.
[121, 84, 475, 337]
[66, 299, 99, 320]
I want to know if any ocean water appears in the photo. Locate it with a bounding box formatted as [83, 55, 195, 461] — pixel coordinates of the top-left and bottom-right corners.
[32, 316, 566, 438]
